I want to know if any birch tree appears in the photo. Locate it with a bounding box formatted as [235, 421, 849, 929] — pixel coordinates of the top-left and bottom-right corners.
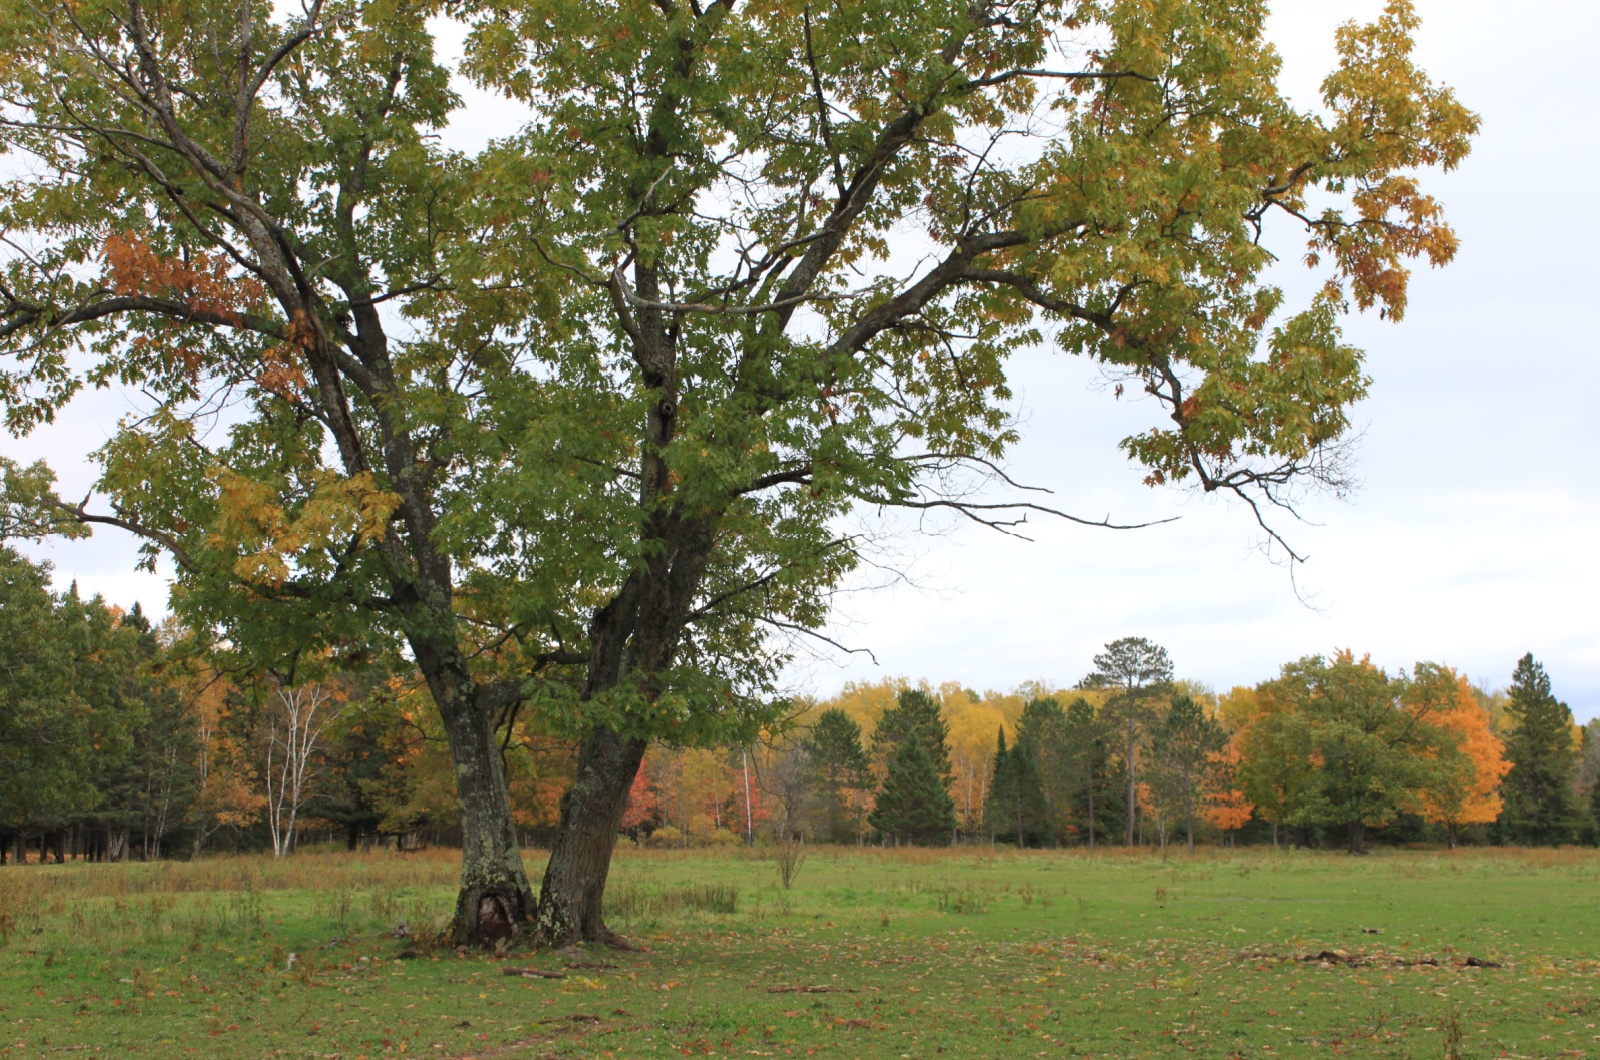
[262, 680, 346, 857]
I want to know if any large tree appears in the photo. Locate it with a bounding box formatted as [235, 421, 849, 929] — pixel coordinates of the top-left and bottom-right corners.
[870, 740, 956, 844]
[871, 690, 954, 789]
[1257, 652, 1448, 854]
[1, 0, 1474, 942]
[1084, 637, 1173, 846]
[801, 708, 872, 842]
[1500, 654, 1580, 845]
[1408, 662, 1508, 848]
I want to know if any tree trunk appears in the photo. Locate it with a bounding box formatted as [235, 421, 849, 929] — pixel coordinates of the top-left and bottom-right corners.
[1348, 821, 1367, 855]
[1446, 823, 1457, 850]
[1186, 814, 1195, 856]
[531, 725, 647, 946]
[1086, 776, 1095, 850]
[441, 689, 537, 946]
[1125, 716, 1137, 848]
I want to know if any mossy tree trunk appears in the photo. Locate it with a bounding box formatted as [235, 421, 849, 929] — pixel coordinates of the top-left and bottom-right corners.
[415, 638, 537, 946]
[531, 725, 648, 946]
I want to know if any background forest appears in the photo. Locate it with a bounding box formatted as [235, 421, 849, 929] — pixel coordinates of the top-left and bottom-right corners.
[3, 543, 1589, 864]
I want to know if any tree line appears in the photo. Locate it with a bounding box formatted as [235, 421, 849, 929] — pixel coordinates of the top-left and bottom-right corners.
[0, 546, 557, 865]
[626, 637, 1590, 855]
[979, 643, 1585, 854]
[8, 568, 1588, 863]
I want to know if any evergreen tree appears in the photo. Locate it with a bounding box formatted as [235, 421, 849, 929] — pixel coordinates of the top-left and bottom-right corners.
[985, 727, 1014, 841]
[872, 690, 953, 788]
[88, 603, 198, 861]
[1010, 744, 1046, 846]
[869, 741, 956, 846]
[984, 728, 1047, 847]
[0, 548, 97, 859]
[1084, 637, 1173, 847]
[1061, 697, 1116, 848]
[802, 709, 872, 843]
[1014, 697, 1070, 845]
[1501, 654, 1580, 845]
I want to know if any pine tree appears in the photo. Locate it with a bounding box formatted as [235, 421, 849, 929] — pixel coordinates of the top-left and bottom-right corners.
[802, 709, 872, 843]
[1061, 698, 1115, 848]
[869, 741, 956, 846]
[1501, 654, 1580, 845]
[984, 727, 1017, 842]
[1015, 697, 1069, 845]
[872, 690, 953, 788]
[1083, 637, 1173, 847]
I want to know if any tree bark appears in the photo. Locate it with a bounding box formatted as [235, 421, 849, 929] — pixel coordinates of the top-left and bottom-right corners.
[438, 684, 537, 946]
[531, 725, 647, 947]
[1348, 821, 1367, 855]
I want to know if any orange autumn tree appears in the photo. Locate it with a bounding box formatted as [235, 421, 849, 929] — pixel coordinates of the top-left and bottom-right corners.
[1408, 663, 1509, 848]
[1202, 735, 1255, 842]
[619, 767, 657, 837]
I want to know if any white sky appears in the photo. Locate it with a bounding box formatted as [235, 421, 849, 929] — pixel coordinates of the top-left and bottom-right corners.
[9, 0, 1598, 717]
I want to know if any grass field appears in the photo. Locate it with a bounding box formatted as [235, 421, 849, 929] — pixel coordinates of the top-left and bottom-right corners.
[3, 845, 1599, 1059]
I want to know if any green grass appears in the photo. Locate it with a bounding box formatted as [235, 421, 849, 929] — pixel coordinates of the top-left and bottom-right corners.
[4, 845, 1600, 1058]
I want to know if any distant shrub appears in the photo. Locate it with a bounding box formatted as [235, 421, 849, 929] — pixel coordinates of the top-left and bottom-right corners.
[646, 826, 683, 849]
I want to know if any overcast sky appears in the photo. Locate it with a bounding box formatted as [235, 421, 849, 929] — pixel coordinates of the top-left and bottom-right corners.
[8, 0, 1597, 717]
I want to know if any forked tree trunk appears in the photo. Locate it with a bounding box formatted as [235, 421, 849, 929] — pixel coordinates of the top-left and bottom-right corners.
[439, 686, 536, 946]
[531, 725, 648, 946]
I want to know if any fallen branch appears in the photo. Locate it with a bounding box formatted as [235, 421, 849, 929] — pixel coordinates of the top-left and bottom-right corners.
[765, 985, 849, 994]
[503, 966, 566, 979]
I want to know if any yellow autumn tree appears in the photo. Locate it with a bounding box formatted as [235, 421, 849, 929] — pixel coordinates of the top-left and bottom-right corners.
[1408, 663, 1510, 848]
[943, 690, 1011, 833]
